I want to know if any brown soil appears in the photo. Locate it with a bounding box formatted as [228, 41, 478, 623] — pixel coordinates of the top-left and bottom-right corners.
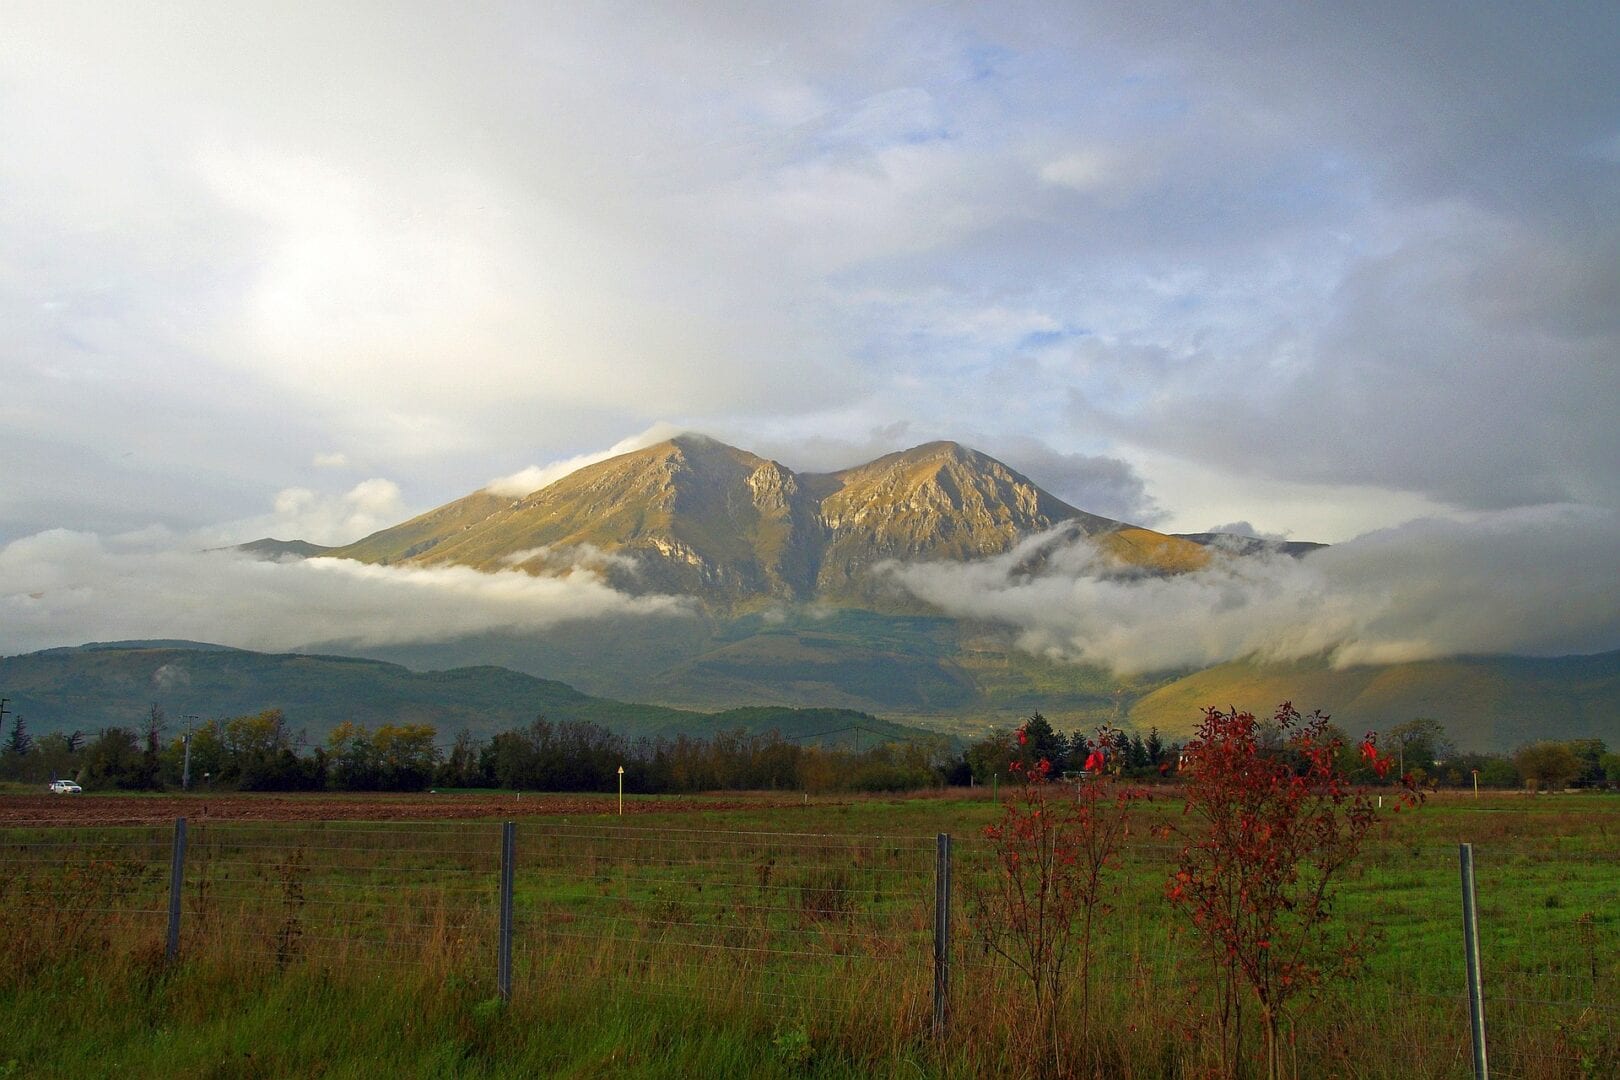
[0, 792, 797, 826]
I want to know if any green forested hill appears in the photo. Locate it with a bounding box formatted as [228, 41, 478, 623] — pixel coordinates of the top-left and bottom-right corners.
[8, 637, 1614, 754]
[0, 643, 923, 746]
[355, 608, 1178, 735]
[350, 611, 1620, 750]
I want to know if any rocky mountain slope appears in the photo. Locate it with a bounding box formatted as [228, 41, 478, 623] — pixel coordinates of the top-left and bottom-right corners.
[320, 435, 1208, 605]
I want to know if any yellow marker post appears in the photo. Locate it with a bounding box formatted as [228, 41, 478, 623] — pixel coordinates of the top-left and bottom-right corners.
[618, 765, 625, 816]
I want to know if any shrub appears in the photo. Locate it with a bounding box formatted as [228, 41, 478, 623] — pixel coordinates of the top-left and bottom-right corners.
[1168, 704, 1420, 1080]
[969, 720, 1146, 1074]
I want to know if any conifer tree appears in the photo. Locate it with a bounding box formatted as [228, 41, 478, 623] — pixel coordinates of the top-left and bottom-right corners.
[4, 712, 32, 757]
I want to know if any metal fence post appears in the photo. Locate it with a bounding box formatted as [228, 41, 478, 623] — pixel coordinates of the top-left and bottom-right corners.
[166, 817, 187, 961]
[1459, 843, 1490, 1079]
[498, 820, 515, 1001]
[933, 832, 952, 1037]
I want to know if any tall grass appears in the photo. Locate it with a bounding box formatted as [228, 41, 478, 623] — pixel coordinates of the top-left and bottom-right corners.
[2, 792, 1617, 1077]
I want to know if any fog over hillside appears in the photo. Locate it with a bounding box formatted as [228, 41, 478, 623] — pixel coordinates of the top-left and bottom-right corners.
[889, 506, 1620, 674]
[3, 481, 1615, 676]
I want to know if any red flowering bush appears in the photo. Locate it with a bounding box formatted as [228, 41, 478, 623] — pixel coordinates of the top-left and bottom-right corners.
[970, 721, 1146, 1071]
[1168, 704, 1420, 1080]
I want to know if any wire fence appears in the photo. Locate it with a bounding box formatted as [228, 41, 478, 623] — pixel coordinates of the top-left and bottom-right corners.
[1, 818, 1615, 1077]
[1465, 844, 1620, 1080]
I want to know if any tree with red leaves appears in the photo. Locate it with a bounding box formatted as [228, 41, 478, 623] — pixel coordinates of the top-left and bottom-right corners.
[1168, 704, 1420, 1080]
[970, 720, 1145, 1072]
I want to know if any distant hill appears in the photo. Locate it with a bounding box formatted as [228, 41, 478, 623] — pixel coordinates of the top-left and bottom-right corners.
[319, 436, 1209, 605]
[0, 643, 930, 748]
[1128, 651, 1620, 751]
[350, 608, 1176, 735]
[352, 614, 1620, 751]
[234, 538, 334, 560]
[4, 640, 1613, 755]
[354, 608, 1620, 751]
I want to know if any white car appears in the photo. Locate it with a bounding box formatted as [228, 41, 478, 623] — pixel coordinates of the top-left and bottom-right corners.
[48, 779, 82, 794]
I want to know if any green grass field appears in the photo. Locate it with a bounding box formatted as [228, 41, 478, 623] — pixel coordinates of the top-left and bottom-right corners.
[2, 790, 1616, 1078]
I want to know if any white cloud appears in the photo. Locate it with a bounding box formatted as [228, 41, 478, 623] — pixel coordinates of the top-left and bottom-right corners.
[886, 507, 1620, 675]
[484, 423, 686, 497]
[499, 544, 641, 577]
[217, 479, 408, 547]
[193, 138, 563, 418]
[0, 529, 691, 657]
[312, 452, 349, 469]
[1038, 145, 1157, 200]
[1129, 449, 1460, 543]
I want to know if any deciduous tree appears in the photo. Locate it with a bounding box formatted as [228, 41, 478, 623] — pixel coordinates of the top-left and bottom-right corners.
[1513, 741, 1583, 790]
[80, 727, 144, 790]
[1169, 704, 1420, 1080]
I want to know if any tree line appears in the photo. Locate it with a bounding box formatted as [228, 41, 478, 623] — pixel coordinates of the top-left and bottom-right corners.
[0, 706, 951, 794]
[1, 703, 1616, 794]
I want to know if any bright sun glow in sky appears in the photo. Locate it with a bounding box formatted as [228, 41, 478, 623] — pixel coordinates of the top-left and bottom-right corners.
[3, 2, 1618, 664]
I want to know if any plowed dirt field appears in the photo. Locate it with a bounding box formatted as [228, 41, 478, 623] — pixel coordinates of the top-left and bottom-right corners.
[0, 792, 796, 826]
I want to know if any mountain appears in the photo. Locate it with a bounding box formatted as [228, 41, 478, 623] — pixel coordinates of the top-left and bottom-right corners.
[0, 642, 930, 747]
[321, 436, 1208, 605]
[328, 437, 821, 600]
[190, 433, 1618, 752]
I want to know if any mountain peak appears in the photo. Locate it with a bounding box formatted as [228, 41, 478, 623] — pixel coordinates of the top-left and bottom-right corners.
[665, 431, 727, 452]
[837, 440, 976, 472]
[898, 439, 970, 458]
[617, 432, 769, 476]
[325, 435, 1205, 605]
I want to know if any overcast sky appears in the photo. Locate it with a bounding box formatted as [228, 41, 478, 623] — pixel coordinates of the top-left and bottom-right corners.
[3, 3, 1618, 665]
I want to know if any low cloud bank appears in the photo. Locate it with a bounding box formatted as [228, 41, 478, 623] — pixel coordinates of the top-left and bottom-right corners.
[499, 543, 640, 577]
[886, 506, 1620, 674]
[7, 507, 1614, 677]
[0, 530, 691, 657]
